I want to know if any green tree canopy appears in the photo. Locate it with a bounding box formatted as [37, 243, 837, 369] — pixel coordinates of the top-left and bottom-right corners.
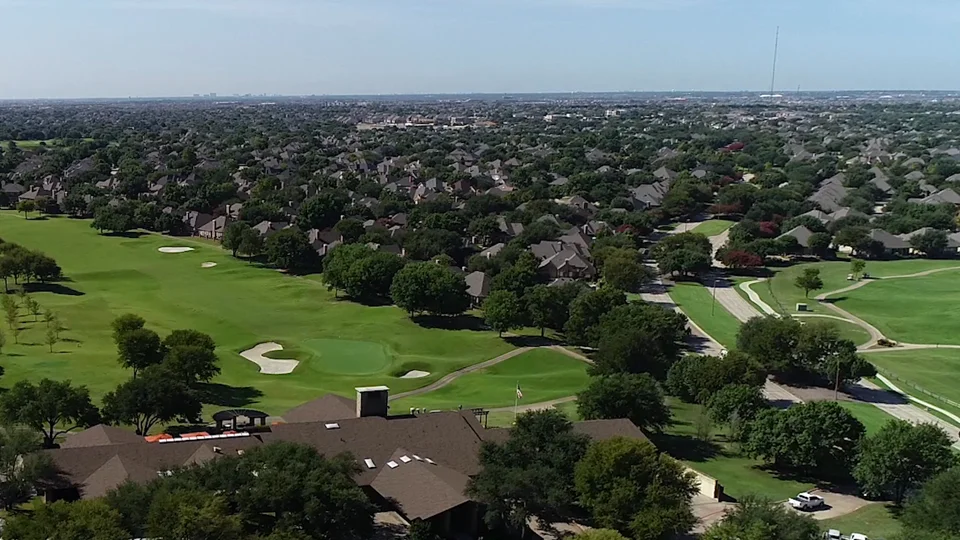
[592, 302, 689, 379]
[577, 373, 671, 432]
[701, 495, 820, 540]
[390, 262, 469, 317]
[0, 379, 100, 448]
[102, 366, 202, 435]
[564, 287, 627, 346]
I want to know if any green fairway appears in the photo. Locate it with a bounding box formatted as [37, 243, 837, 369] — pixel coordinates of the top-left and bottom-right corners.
[753, 259, 960, 316]
[658, 399, 812, 501]
[668, 282, 740, 349]
[391, 349, 590, 411]
[0, 213, 515, 417]
[867, 349, 960, 411]
[691, 219, 735, 237]
[796, 317, 872, 347]
[821, 503, 902, 539]
[5, 138, 94, 149]
[839, 401, 893, 435]
[838, 269, 960, 344]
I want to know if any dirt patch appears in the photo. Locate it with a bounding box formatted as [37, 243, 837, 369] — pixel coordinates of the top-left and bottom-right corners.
[201, 262, 217, 268]
[158, 247, 194, 254]
[239, 343, 299, 375]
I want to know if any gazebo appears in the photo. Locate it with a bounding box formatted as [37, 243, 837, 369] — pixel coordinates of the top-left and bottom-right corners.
[212, 409, 270, 430]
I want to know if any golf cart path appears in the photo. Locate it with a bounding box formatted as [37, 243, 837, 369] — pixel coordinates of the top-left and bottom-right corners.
[486, 395, 578, 414]
[389, 345, 592, 402]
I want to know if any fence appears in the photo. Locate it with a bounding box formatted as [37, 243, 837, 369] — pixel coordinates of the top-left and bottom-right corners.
[873, 366, 960, 411]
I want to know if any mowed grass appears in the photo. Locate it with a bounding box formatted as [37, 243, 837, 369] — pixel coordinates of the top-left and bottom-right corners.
[839, 401, 894, 435]
[753, 259, 960, 316]
[796, 317, 872, 347]
[0, 213, 515, 416]
[657, 398, 812, 501]
[691, 219, 735, 237]
[4, 138, 94, 149]
[821, 503, 902, 539]
[866, 349, 960, 410]
[838, 269, 960, 344]
[668, 281, 740, 349]
[391, 349, 590, 411]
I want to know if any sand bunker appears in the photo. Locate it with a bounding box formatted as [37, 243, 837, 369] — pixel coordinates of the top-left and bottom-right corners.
[400, 370, 431, 379]
[201, 262, 217, 268]
[240, 342, 299, 375]
[158, 247, 194, 254]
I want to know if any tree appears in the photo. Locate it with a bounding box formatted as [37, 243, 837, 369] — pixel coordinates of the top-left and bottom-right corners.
[27, 296, 40, 321]
[102, 366, 202, 435]
[334, 218, 365, 244]
[564, 287, 627, 346]
[468, 410, 590, 530]
[45, 325, 57, 352]
[525, 283, 581, 337]
[707, 384, 769, 439]
[2, 293, 18, 331]
[744, 401, 864, 478]
[16, 199, 36, 219]
[653, 232, 713, 276]
[116, 328, 164, 378]
[851, 258, 867, 279]
[591, 302, 689, 379]
[0, 326, 5, 354]
[718, 249, 764, 269]
[574, 437, 697, 540]
[299, 192, 349, 230]
[910, 229, 949, 257]
[736, 316, 802, 374]
[4, 500, 129, 540]
[163, 329, 216, 353]
[808, 232, 833, 257]
[854, 420, 956, 504]
[702, 496, 820, 540]
[402, 228, 463, 261]
[665, 352, 765, 404]
[577, 373, 671, 432]
[483, 290, 525, 337]
[266, 228, 317, 273]
[0, 379, 100, 448]
[0, 425, 56, 510]
[146, 490, 242, 540]
[490, 251, 540, 298]
[342, 251, 406, 301]
[111, 313, 145, 343]
[221, 221, 251, 257]
[390, 262, 469, 317]
[90, 205, 134, 234]
[573, 530, 630, 540]
[602, 249, 653, 292]
[794, 267, 824, 298]
[164, 345, 221, 385]
[901, 467, 960, 536]
[236, 227, 263, 258]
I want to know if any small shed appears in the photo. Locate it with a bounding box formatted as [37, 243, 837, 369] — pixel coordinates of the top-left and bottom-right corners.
[213, 409, 270, 430]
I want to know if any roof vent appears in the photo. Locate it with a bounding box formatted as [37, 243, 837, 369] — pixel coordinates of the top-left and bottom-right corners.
[364, 458, 376, 469]
[400, 455, 411, 463]
[325, 423, 340, 429]
[387, 461, 399, 469]
[213, 446, 222, 454]
[412, 454, 422, 461]
[424, 458, 435, 464]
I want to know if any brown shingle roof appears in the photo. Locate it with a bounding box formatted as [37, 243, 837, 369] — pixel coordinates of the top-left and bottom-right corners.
[60, 424, 146, 449]
[370, 448, 471, 520]
[281, 394, 356, 424]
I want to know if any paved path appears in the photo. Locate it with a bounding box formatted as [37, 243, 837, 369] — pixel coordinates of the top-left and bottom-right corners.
[848, 378, 960, 449]
[640, 277, 726, 357]
[738, 279, 780, 316]
[487, 395, 578, 414]
[390, 347, 533, 401]
[707, 273, 763, 324]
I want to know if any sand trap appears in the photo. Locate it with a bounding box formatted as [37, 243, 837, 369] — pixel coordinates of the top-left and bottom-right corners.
[201, 262, 217, 268]
[240, 342, 299, 375]
[400, 370, 431, 379]
[158, 247, 194, 254]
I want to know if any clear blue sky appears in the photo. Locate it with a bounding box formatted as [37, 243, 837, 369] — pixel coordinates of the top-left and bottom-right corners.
[1, 0, 958, 98]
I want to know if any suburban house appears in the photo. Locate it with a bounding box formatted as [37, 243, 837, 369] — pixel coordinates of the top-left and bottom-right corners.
[629, 181, 671, 210]
[808, 174, 849, 213]
[778, 225, 814, 250]
[909, 188, 960, 206]
[43, 387, 647, 539]
[531, 240, 596, 281]
[868, 229, 910, 257]
[182, 211, 214, 236]
[198, 216, 230, 240]
[252, 220, 290, 238]
[307, 229, 343, 256]
[465, 271, 491, 306]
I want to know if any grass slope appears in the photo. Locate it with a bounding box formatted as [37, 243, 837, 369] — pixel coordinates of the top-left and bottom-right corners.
[867, 349, 960, 411]
[838, 401, 893, 435]
[668, 281, 740, 349]
[391, 349, 590, 411]
[838, 269, 960, 344]
[821, 503, 902, 539]
[691, 219, 735, 237]
[0, 213, 515, 416]
[657, 399, 812, 501]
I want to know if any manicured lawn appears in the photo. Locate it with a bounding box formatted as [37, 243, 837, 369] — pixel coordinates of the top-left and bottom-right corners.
[839, 401, 893, 435]
[0, 213, 516, 418]
[796, 317, 872, 347]
[838, 269, 960, 344]
[668, 281, 740, 349]
[485, 398, 581, 428]
[754, 259, 960, 316]
[691, 219, 735, 237]
[657, 399, 812, 501]
[821, 503, 902, 539]
[867, 349, 960, 412]
[391, 349, 590, 411]
[5, 138, 94, 149]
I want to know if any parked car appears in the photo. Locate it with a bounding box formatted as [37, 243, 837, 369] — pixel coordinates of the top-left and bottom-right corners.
[825, 530, 841, 540]
[788, 492, 825, 510]
[848, 534, 868, 540]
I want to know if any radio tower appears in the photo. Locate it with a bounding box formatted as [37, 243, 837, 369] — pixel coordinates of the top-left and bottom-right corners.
[769, 26, 780, 94]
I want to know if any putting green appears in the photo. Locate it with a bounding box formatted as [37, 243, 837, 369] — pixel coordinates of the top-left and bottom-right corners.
[302, 339, 393, 375]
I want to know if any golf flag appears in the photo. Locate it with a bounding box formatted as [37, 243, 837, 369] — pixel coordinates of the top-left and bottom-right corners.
[516, 383, 523, 400]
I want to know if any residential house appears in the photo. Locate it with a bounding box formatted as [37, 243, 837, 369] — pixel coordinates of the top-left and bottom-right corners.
[778, 225, 814, 250]
[652, 166, 678, 182]
[909, 188, 960, 206]
[198, 216, 230, 240]
[629, 181, 671, 210]
[465, 271, 491, 306]
[808, 174, 849, 213]
[183, 211, 214, 236]
[868, 229, 910, 257]
[496, 216, 524, 238]
[307, 229, 342, 256]
[252, 221, 290, 238]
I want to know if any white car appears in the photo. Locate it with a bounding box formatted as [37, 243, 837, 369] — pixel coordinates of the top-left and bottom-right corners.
[849, 534, 869, 540]
[788, 492, 825, 510]
[825, 530, 841, 540]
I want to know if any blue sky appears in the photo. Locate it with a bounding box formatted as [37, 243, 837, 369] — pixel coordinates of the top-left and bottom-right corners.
[1, 0, 958, 98]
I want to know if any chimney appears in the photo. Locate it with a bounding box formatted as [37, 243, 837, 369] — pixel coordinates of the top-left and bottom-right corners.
[355, 386, 389, 418]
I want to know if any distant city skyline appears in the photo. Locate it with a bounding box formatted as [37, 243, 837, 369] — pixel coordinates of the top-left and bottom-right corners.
[2, 0, 960, 99]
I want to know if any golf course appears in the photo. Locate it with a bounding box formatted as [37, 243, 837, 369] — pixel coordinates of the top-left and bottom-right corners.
[0, 212, 520, 415]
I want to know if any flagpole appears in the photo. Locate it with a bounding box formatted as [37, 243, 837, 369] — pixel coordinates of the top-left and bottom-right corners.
[514, 380, 519, 423]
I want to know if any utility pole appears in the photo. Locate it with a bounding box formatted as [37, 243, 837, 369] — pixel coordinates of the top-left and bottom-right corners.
[770, 26, 780, 94]
[711, 278, 718, 316]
